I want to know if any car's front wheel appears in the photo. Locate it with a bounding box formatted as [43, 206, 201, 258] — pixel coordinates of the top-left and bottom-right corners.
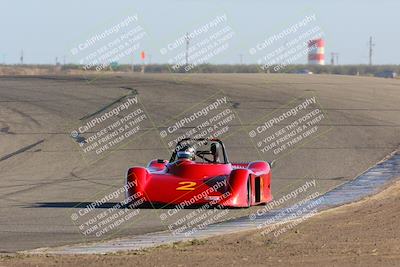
[247, 176, 252, 207]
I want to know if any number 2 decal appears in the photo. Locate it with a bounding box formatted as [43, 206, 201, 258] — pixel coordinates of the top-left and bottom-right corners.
[176, 181, 197, 191]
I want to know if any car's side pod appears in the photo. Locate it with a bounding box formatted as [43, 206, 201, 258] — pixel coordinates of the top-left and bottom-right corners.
[227, 168, 252, 207]
[126, 167, 149, 199]
[226, 161, 271, 207]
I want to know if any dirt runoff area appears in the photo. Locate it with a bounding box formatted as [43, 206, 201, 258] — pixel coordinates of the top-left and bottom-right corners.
[2, 180, 400, 267]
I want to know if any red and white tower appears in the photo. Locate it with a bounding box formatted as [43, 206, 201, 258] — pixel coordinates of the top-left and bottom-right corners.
[308, 39, 325, 65]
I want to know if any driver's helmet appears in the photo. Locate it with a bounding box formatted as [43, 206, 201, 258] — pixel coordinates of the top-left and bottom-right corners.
[177, 145, 196, 160]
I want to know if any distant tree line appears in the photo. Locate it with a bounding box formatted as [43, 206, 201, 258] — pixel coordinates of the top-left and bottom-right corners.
[3, 63, 400, 76]
[77, 64, 400, 76]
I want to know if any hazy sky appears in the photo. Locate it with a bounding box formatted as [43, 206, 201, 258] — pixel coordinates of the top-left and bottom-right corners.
[1, 0, 398, 65]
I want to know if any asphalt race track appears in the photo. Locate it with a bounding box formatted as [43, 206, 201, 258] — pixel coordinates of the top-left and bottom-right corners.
[0, 73, 399, 252]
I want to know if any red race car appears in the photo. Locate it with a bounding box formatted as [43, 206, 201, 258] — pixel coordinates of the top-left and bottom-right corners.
[125, 138, 272, 208]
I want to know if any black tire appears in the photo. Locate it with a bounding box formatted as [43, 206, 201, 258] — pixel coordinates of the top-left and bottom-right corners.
[247, 176, 252, 208]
